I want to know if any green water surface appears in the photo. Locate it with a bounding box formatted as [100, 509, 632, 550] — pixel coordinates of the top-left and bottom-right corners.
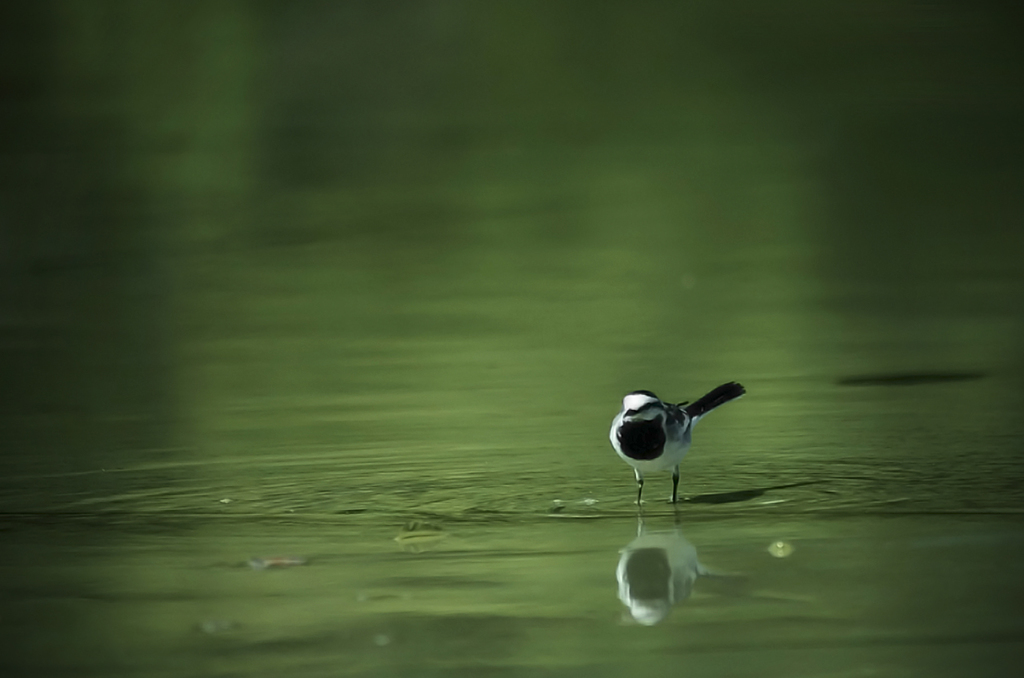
[1, 2, 1023, 676]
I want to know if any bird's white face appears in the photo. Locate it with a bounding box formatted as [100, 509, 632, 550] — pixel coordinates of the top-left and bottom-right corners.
[621, 392, 664, 422]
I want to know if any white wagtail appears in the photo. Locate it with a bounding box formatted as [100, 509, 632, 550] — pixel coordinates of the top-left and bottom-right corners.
[609, 382, 746, 504]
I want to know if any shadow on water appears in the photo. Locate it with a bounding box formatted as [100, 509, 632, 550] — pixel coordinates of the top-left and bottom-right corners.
[683, 482, 822, 505]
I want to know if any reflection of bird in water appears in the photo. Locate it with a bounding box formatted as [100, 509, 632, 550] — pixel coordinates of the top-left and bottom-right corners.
[616, 519, 708, 626]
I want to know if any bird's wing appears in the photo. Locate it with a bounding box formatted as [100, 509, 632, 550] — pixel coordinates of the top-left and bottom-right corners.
[665, 403, 687, 426]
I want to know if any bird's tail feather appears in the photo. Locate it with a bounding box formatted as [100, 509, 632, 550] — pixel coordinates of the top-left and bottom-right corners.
[684, 382, 745, 421]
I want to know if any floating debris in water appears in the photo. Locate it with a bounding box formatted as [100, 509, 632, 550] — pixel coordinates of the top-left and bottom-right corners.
[199, 619, 236, 634]
[837, 371, 984, 387]
[218, 498, 232, 504]
[768, 540, 794, 558]
[394, 520, 447, 552]
[248, 556, 308, 570]
[354, 591, 406, 603]
[580, 498, 599, 506]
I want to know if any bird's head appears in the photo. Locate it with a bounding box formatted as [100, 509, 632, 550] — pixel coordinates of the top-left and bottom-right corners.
[621, 391, 665, 422]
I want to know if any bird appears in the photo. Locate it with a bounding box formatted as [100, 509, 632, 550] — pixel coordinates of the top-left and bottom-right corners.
[609, 382, 746, 505]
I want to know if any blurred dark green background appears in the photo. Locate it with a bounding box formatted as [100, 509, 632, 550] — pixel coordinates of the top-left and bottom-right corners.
[1, 2, 1023, 676]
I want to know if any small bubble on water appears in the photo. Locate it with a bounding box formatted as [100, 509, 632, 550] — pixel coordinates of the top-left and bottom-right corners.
[200, 619, 235, 634]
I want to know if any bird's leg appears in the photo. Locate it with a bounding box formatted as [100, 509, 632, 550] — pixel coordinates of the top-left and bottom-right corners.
[671, 466, 680, 504]
[635, 469, 644, 506]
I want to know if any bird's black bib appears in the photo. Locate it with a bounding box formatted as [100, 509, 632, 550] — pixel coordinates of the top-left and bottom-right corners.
[617, 419, 666, 461]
